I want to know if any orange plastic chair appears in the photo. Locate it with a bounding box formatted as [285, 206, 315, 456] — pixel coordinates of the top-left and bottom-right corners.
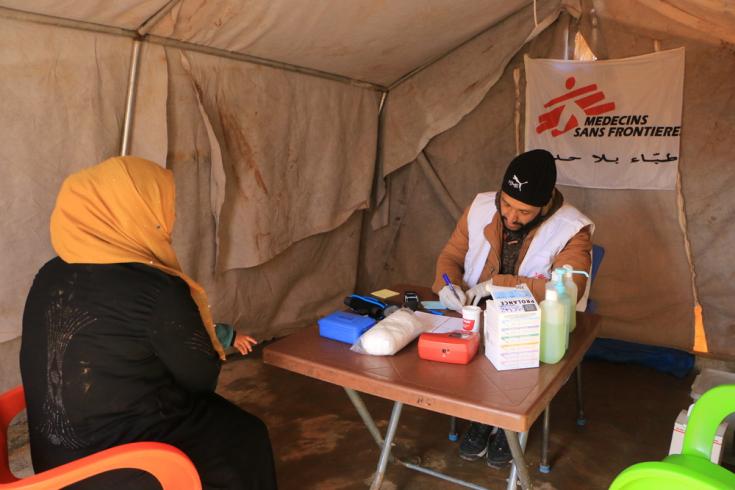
[1, 385, 201, 489]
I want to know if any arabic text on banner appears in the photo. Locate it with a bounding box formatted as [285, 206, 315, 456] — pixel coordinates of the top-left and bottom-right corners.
[524, 48, 684, 190]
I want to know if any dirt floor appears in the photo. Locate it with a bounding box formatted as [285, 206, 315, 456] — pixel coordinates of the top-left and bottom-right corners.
[8, 342, 732, 489]
[215, 345, 698, 490]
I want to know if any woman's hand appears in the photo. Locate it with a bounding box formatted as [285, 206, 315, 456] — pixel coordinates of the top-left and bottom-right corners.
[233, 334, 258, 355]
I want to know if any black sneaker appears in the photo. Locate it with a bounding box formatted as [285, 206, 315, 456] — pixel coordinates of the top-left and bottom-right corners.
[458, 423, 493, 461]
[486, 429, 513, 468]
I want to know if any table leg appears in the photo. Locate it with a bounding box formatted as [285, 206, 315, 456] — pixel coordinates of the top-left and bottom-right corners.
[449, 416, 459, 441]
[344, 387, 384, 447]
[539, 406, 551, 473]
[505, 430, 530, 490]
[370, 401, 404, 490]
[344, 388, 491, 490]
[575, 364, 587, 426]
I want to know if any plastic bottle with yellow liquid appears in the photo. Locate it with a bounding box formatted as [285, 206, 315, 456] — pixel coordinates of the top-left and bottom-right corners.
[546, 269, 572, 349]
[539, 287, 566, 363]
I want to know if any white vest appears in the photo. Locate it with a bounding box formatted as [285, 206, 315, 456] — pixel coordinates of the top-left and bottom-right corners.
[463, 192, 595, 310]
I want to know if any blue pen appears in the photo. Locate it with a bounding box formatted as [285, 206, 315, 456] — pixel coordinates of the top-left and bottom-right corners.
[426, 309, 445, 316]
[441, 273, 462, 304]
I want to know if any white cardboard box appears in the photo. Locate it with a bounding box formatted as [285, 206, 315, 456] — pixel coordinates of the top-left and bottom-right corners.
[669, 404, 727, 464]
[688, 368, 735, 463]
[483, 284, 540, 371]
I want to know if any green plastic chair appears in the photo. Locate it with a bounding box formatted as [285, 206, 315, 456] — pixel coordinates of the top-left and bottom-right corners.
[609, 384, 735, 489]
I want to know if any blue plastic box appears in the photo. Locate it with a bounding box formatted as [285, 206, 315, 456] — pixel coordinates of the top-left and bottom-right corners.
[318, 311, 376, 344]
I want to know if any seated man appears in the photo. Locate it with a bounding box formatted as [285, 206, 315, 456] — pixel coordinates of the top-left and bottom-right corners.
[432, 149, 593, 467]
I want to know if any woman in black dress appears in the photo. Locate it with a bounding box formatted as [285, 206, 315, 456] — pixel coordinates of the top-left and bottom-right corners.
[20, 156, 277, 489]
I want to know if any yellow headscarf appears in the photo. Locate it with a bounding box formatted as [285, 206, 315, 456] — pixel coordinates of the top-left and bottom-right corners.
[50, 156, 225, 359]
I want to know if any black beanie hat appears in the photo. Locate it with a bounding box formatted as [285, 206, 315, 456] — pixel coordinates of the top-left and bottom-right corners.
[501, 149, 557, 207]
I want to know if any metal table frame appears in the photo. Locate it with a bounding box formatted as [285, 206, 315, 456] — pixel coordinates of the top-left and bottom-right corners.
[346, 387, 532, 490]
[263, 298, 600, 490]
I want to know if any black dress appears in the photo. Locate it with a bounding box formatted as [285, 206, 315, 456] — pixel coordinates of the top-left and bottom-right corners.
[20, 258, 277, 489]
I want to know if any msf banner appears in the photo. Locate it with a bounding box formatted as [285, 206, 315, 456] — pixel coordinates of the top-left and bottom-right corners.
[525, 48, 684, 190]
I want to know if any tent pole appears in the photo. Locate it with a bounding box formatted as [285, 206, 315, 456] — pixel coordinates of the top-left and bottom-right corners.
[563, 12, 570, 60]
[120, 39, 142, 156]
[145, 35, 384, 91]
[0, 6, 385, 92]
[119, 0, 179, 156]
[513, 67, 522, 155]
[0, 6, 134, 39]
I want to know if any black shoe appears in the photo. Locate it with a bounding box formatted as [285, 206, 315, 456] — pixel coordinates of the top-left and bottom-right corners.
[486, 429, 512, 468]
[458, 423, 493, 461]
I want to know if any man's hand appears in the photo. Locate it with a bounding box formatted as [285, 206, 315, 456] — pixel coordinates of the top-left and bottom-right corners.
[466, 280, 493, 306]
[233, 334, 258, 355]
[438, 284, 466, 312]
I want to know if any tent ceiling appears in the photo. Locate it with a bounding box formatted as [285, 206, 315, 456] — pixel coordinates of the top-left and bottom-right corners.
[0, 0, 534, 87]
[595, 0, 735, 44]
[0, 0, 167, 31]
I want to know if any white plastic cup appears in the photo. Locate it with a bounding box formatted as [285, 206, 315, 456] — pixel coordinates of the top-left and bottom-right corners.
[462, 305, 482, 332]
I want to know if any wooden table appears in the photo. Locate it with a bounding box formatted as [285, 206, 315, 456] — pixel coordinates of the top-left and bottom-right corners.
[264, 286, 600, 489]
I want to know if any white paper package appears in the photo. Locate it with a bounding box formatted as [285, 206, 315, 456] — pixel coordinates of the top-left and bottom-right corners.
[351, 308, 431, 356]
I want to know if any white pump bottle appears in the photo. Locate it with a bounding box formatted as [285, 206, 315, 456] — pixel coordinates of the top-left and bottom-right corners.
[562, 265, 591, 332]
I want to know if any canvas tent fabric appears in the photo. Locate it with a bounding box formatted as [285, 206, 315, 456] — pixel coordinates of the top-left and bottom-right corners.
[0, 17, 130, 344]
[175, 49, 378, 269]
[165, 49, 365, 340]
[0, 0, 570, 87]
[0, 0, 733, 390]
[358, 1, 735, 357]
[567, 0, 735, 357]
[0, 0, 570, 345]
[381, 0, 573, 179]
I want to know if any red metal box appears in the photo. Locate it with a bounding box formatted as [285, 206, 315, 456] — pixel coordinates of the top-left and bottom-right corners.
[418, 330, 480, 364]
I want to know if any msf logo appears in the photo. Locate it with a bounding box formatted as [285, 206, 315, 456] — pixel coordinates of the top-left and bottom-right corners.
[536, 76, 616, 137]
[507, 175, 528, 191]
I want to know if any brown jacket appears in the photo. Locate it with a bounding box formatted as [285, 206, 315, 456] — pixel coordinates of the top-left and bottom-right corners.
[432, 192, 592, 303]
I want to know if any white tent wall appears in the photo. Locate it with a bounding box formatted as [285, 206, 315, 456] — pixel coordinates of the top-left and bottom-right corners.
[0, 17, 131, 339]
[585, 1, 735, 358]
[381, 0, 569, 178]
[0, 17, 132, 391]
[170, 49, 378, 270]
[1, 1, 734, 396]
[359, 2, 735, 358]
[358, 25, 563, 313]
[0, 7, 380, 392]
[164, 47, 371, 341]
